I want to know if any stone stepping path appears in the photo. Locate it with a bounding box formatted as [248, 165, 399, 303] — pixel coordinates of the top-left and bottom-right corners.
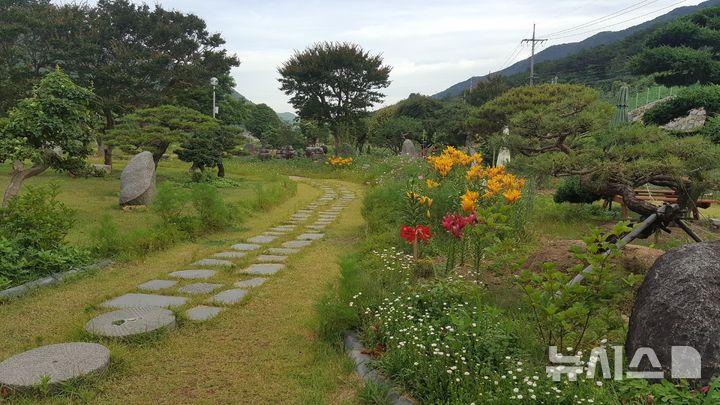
[0, 343, 110, 391]
[192, 259, 233, 267]
[169, 270, 217, 279]
[257, 255, 288, 263]
[234, 278, 267, 288]
[186, 305, 224, 321]
[210, 289, 248, 305]
[232, 243, 261, 251]
[266, 248, 299, 255]
[178, 283, 224, 295]
[282, 240, 312, 249]
[137, 280, 177, 291]
[85, 307, 176, 338]
[213, 251, 247, 259]
[247, 235, 278, 244]
[271, 226, 295, 232]
[101, 293, 188, 309]
[297, 233, 324, 241]
[241, 263, 285, 275]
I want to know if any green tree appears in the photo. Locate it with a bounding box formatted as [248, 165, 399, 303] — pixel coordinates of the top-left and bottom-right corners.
[0, 68, 95, 206]
[265, 123, 308, 149]
[245, 104, 281, 143]
[631, 7, 720, 86]
[369, 115, 423, 152]
[463, 75, 510, 107]
[107, 105, 216, 166]
[474, 84, 720, 216]
[278, 42, 391, 150]
[176, 125, 240, 177]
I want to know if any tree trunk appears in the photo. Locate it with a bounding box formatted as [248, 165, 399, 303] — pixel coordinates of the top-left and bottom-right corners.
[96, 137, 104, 157]
[217, 162, 225, 178]
[581, 177, 657, 217]
[104, 146, 113, 167]
[2, 160, 50, 208]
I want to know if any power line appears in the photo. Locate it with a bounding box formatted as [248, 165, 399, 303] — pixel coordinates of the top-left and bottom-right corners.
[547, 0, 689, 41]
[521, 24, 548, 85]
[543, 0, 661, 38]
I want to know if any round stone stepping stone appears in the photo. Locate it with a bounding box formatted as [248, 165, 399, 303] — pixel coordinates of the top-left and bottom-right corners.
[241, 263, 285, 275]
[0, 343, 109, 391]
[247, 235, 277, 244]
[267, 247, 299, 255]
[257, 255, 288, 263]
[192, 258, 233, 267]
[186, 305, 223, 321]
[298, 233, 325, 240]
[282, 240, 312, 249]
[232, 243, 261, 251]
[178, 283, 223, 295]
[137, 279, 177, 291]
[169, 269, 217, 279]
[85, 307, 175, 338]
[101, 293, 188, 309]
[210, 289, 248, 305]
[234, 278, 267, 288]
[213, 251, 246, 259]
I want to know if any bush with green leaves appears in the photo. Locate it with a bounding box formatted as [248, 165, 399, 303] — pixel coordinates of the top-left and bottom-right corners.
[554, 177, 602, 204]
[643, 85, 720, 125]
[0, 186, 89, 289]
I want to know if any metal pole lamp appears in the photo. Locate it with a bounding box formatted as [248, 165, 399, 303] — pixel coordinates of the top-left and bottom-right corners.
[210, 77, 218, 118]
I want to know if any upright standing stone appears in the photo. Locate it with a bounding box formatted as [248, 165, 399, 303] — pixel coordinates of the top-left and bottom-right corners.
[400, 138, 417, 157]
[119, 151, 156, 206]
[626, 242, 720, 383]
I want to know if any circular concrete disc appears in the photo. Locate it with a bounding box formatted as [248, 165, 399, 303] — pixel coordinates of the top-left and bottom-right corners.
[85, 307, 176, 338]
[0, 342, 109, 390]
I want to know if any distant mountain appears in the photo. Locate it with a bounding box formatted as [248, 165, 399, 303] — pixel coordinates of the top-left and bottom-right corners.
[433, 0, 720, 99]
[229, 88, 253, 104]
[277, 112, 296, 123]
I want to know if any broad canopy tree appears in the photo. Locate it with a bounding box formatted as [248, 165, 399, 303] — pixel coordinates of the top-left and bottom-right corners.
[278, 42, 391, 152]
[0, 68, 95, 206]
[471, 83, 720, 216]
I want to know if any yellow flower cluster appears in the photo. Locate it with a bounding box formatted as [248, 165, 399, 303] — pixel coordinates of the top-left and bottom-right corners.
[465, 165, 524, 203]
[460, 190, 479, 212]
[427, 146, 482, 177]
[426, 179, 440, 189]
[326, 156, 353, 167]
[406, 191, 433, 207]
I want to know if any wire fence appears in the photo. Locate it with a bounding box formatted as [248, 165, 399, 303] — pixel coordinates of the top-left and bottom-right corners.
[626, 85, 682, 110]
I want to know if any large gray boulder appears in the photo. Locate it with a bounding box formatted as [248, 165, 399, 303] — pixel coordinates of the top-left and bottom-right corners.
[626, 241, 720, 384]
[119, 151, 156, 206]
[400, 139, 417, 157]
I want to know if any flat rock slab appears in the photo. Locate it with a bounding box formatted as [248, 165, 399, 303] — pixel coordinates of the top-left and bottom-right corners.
[263, 231, 286, 236]
[267, 248, 299, 255]
[0, 343, 110, 391]
[241, 263, 286, 275]
[271, 226, 295, 232]
[209, 289, 248, 305]
[247, 235, 278, 244]
[282, 240, 312, 249]
[186, 305, 224, 321]
[178, 283, 223, 295]
[169, 270, 217, 279]
[257, 255, 288, 262]
[234, 278, 267, 288]
[137, 280, 177, 291]
[307, 225, 327, 230]
[213, 251, 247, 259]
[232, 243, 261, 251]
[298, 233, 324, 240]
[85, 307, 175, 338]
[101, 293, 188, 309]
[192, 259, 233, 267]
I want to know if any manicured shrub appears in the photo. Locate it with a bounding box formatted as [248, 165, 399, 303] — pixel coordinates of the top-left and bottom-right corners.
[554, 177, 602, 204]
[643, 85, 720, 125]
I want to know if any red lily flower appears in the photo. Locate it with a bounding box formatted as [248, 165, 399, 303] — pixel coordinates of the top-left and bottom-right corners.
[415, 225, 432, 242]
[400, 224, 417, 243]
[401, 224, 432, 243]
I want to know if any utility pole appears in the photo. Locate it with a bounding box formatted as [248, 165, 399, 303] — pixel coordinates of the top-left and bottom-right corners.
[521, 24, 547, 86]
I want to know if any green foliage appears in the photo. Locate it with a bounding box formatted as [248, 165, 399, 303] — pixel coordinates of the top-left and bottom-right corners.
[554, 177, 602, 204]
[463, 75, 510, 107]
[616, 377, 720, 404]
[632, 7, 720, 86]
[265, 123, 309, 149]
[518, 222, 641, 350]
[245, 103, 282, 142]
[700, 115, 720, 144]
[176, 125, 240, 171]
[0, 185, 89, 289]
[190, 184, 237, 231]
[278, 42, 391, 146]
[0, 67, 95, 171]
[107, 105, 216, 164]
[644, 85, 720, 125]
[356, 381, 391, 405]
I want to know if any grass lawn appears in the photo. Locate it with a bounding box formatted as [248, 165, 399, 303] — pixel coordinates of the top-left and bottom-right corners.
[0, 176, 365, 404]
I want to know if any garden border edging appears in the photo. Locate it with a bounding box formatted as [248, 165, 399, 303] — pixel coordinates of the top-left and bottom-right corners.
[0, 259, 114, 300]
[344, 330, 416, 405]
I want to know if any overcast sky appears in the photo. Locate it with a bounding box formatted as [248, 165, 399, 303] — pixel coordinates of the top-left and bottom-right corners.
[67, 0, 706, 112]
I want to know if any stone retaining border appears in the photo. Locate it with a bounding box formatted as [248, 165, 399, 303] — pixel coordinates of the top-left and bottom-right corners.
[0, 260, 114, 301]
[343, 331, 415, 405]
